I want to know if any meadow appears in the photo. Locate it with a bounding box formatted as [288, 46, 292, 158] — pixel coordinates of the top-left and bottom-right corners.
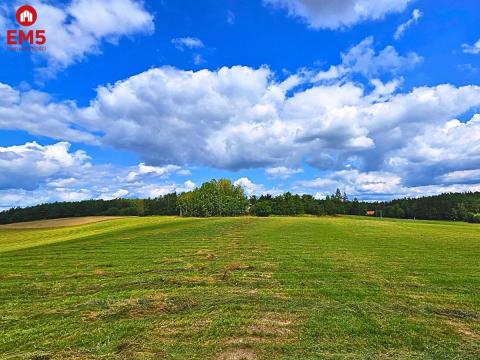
[0, 216, 478, 359]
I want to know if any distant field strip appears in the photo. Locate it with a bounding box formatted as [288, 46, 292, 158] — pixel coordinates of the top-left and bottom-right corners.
[0, 216, 479, 359]
[0, 217, 198, 253]
[0, 216, 125, 229]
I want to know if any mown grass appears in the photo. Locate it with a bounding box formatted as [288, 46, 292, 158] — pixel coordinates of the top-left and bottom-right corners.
[0, 216, 478, 359]
[0, 216, 124, 230]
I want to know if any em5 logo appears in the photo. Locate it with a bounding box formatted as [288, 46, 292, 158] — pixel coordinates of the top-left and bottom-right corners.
[16, 5, 37, 26]
[6, 4, 46, 51]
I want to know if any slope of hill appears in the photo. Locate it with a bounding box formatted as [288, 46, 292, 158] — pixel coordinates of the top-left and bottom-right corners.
[0, 216, 478, 359]
[0, 216, 124, 229]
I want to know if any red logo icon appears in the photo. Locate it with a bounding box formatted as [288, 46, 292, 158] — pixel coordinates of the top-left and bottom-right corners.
[16, 5, 37, 27]
[6, 5, 46, 50]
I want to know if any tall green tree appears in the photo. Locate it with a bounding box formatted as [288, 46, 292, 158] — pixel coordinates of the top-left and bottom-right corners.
[178, 179, 248, 217]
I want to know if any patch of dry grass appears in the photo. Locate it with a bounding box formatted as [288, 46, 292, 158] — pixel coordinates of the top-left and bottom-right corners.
[0, 216, 125, 229]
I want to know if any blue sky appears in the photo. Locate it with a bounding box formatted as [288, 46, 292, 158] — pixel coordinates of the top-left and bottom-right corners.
[1, 0, 480, 209]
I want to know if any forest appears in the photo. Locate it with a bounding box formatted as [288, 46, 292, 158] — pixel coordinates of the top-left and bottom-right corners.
[1, 179, 479, 224]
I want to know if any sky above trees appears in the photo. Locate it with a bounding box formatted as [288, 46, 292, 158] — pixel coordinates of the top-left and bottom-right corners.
[1, 0, 480, 210]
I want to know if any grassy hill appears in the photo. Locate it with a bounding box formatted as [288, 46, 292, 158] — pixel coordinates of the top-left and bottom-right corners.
[0, 216, 479, 359]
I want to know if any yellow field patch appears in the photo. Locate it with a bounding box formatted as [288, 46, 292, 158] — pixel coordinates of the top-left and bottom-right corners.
[0, 216, 183, 253]
[0, 216, 126, 229]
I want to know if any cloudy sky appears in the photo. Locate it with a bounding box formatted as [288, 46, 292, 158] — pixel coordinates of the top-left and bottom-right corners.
[1, 0, 480, 210]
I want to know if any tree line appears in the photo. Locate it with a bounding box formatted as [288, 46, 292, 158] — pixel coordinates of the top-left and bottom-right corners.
[1, 179, 479, 224]
[367, 192, 480, 223]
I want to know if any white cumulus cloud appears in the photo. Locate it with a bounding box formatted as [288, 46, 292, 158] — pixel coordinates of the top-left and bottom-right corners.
[266, 166, 303, 179]
[298, 169, 480, 201]
[0, 83, 97, 143]
[126, 163, 183, 182]
[5, 61, 480, 190]
[172, 37, 204, 50]
[0, 142, 90, 190]
[340, 36, 422, 77]
[313, 37, 421, 81]
[2, 0, 154, 77]
[462, 39, 480, 55]
[264, 0, 411, 29]
[234, 177, 282, 196]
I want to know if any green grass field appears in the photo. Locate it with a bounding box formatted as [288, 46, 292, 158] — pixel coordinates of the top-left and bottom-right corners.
[0, 216, 479, 359]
